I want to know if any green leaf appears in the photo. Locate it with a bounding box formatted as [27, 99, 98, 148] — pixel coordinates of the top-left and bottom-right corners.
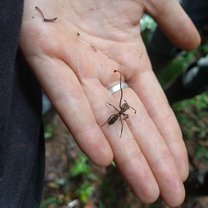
[70, 154, 90, 177]
[76, 183, 94, 203]
[44, 123, 54, 140]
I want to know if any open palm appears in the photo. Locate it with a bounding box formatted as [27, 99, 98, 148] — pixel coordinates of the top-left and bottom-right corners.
[20, 0, 200, 206]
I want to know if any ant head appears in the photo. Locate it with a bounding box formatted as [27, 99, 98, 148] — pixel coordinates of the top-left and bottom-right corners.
[121, 102, 129, 110]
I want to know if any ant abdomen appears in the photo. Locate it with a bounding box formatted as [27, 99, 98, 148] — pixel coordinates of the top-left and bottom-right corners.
[107, 114, 119, 125]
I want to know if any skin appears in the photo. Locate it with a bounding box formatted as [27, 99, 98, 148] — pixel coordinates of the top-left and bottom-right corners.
[20, 0, 200, 207]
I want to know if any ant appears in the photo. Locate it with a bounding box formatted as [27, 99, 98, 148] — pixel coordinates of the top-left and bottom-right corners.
[102, 70, 136, 137]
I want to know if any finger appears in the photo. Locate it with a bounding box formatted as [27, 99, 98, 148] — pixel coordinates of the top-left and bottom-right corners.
[129, 70, 189, 181]
[143, 0, 200, 50]
[28, 55, 113, 166]
[119, 88, 185, 207]
[82, 78, 160, 203]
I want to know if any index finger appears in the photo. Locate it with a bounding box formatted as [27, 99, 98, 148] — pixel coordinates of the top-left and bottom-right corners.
[143, 0, 200, 49]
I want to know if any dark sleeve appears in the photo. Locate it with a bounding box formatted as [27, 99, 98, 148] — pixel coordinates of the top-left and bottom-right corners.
[0, 1, 45, 208]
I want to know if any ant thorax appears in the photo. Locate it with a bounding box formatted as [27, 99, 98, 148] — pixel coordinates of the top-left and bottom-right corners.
[121, 102, 130, 111]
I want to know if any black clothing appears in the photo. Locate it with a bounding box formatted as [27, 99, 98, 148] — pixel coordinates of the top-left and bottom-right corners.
[0, 1, 44, 207]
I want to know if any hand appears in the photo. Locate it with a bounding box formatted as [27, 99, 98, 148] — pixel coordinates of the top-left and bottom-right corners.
[20, 0, 200, 207]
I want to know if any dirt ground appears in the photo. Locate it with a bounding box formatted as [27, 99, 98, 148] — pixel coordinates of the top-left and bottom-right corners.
[42, 112, 208, 208]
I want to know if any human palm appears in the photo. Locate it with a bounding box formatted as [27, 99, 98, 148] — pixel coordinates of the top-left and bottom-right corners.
[20, 0, 200, 206]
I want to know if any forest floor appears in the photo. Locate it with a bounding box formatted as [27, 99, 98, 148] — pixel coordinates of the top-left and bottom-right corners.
[41, 93, 208, 208]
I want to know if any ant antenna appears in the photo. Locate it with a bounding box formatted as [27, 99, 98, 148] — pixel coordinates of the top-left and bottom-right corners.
[114, 70, 123, 108]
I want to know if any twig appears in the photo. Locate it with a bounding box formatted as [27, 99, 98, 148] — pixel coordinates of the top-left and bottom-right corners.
[35, 6, 57, 23]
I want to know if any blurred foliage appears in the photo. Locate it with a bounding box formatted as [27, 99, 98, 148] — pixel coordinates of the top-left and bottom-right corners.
[70, 154, 97, 204]
[140, 14, 157, 44]
[44, 123, 55, 140]
[158, 44, 208, 89]
[41, 196, 64, 208]
[75, 183, 94, 204]
[70, 154, 90, 177]
[158, 51, 197, 88]
[41, 154, 97, 207]
[99, 178, 118, 206]
[173, 92, 208, 163]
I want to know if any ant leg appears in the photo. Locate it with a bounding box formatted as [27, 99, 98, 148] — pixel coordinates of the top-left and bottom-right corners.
[123, 113, 129, 120]
[124, 100, 136, 113]
[119, 116, 123, 138]
[130, 106, 136, 113]
[106, 102, 120, 112]
[101, 115, 113, 126]
[101, 119, 109, 127]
